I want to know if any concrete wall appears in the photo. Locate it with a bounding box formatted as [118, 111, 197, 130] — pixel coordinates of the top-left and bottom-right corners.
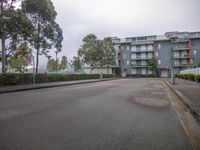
[84, 68, 112, 74]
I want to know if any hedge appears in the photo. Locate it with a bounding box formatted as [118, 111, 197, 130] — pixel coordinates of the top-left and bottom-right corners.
[0, 73, 114, 85]
[176, 74, 200, 82]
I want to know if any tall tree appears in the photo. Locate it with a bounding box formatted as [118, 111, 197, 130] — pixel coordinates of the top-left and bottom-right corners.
[102, 37, 116, 74]
[78, 34, 100, 71]
[47, 58, 57, 72]
[21, 0, 63, 74]
[78, 34, 116, 74]
[59, 55, 68, 70]
[71, 56, 81, 72]
[7, 42, 32, 73]
[0, 0, 33, 73]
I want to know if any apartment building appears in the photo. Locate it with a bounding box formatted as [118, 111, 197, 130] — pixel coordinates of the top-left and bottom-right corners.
[112, 31, 200, 77]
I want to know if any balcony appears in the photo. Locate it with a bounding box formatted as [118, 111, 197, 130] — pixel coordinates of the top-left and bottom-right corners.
[131, 50, 154, 53]
[131, 64, 150, 68]
[131, 57, 153, 60]
[131, 41, 154, 45]
[173, 55, 191, 59]
[172, 46, 190, 51]
[174, 63, 192, 67]
[171, 39, 189, 43]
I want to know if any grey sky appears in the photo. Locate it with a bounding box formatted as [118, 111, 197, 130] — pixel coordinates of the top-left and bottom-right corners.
[40, 0, 200, 69]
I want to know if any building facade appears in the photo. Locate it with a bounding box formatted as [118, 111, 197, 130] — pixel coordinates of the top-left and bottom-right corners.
[112, 31, 200, 77]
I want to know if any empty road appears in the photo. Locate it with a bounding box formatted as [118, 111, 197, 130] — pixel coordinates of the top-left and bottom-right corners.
[0, 79, 193, 150]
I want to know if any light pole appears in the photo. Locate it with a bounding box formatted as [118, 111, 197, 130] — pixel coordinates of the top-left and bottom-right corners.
[171, 45, 175, 84]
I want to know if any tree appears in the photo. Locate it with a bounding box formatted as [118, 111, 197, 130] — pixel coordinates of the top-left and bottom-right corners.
[0, 0, 33, 73]
[102, 37, 116, 74]
[148, 57, 157, 76]
[78, 34, 116, 74]
[21, 0, 63, 74]
[78, 34, 100, 71]
[47, 58, 57, 72]
[71, 56, 81, 72]
[198, 62, 200, 67]
[7, 42, 31, 73]
[59, 55, 68, 70]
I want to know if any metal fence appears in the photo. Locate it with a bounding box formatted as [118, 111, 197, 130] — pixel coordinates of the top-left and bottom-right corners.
[180, 67, 200, 75]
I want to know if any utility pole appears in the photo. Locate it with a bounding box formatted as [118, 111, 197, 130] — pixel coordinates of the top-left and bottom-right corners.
[171, 44, 175, 84]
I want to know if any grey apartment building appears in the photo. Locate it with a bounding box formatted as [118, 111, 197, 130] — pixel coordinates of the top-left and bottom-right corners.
[112, 31, 200, 77]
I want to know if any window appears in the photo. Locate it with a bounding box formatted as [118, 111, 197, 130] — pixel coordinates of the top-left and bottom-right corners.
[127, 46, 129, 51]
[131, 54, 136, 59]
[123, 54, 126, 59]
[156, 52, 158, 57]
[141, 45, 146, 51]
[127, 61, 129, 65]
[131, 46, 136, 52]
[158, 44, 161, 49]
[158, 60, 161, 65]
[147, 45, 153, 51]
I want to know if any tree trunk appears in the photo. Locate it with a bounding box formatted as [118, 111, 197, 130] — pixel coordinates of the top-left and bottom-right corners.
[107, 65, 109, 74]
[55, 52, 58, 74]
[36, 22, 40, 74]
[1, 37, 6, 73]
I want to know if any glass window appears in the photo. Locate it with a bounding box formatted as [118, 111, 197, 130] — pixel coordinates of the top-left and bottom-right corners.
[141, 45, 146, 51]
[127, 46, 129, 51]
[147, 45, 153, 50]
[158, 44, 161, 49]
[131, 46, 136, 51]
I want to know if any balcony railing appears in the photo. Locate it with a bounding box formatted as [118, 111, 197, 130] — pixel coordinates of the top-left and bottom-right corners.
[131, 64, 150, 68]
[131, 50, 154, 53]
[131, 57, 153, 60]
[172, 46, 189, 51]
[173, 55, 191, 59]
[131, 41, 154, 45]
[174, 63, 192, 67]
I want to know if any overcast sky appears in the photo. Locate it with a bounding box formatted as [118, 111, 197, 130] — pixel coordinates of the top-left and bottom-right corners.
[40, 0, 200, 69]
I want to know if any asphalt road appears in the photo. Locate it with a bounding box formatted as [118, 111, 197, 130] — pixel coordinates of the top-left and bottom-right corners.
[0, 79, 192, 150]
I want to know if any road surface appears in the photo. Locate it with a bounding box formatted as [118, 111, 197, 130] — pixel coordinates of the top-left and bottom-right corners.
[0, 79, 192, 150]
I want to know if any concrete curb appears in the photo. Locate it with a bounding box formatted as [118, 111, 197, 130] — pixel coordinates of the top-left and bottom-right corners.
[0, 78, 119, 94]
[163, 79, 200, 122]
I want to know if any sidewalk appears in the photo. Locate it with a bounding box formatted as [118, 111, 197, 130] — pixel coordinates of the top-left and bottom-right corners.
[164, 78, 200, 121]
[0, 78, 116, 94]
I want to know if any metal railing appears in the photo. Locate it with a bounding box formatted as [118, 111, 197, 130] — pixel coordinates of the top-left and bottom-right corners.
[180, 67, 200, 75]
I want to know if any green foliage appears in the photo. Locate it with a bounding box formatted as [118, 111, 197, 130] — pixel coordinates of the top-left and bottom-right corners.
[0, 1, 34, 73]
[71, 56, 81, 72]
[59, 56, 68, 70]
[47, 58, 57, 72]
[7, 42, 31, 73]
[78, 34, 116, 70]
[198, 62, 200, 67]
[0, 73, 114, 85]
[147, 57, 157, 76]
[196, 75, 200, 82]
[176, 74, 199, 82]
[21, 0, 63, 73]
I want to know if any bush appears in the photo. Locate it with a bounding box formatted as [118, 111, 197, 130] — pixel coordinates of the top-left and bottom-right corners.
[176, 73, 200, 82]
[195, 74, 200, 82]
[0, 73, 115, 85]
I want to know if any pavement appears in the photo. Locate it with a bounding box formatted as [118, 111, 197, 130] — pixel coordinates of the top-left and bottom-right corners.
[165, 78, 200, 121]
[0, 78, 193, 150]
[0, 78, 115, 94]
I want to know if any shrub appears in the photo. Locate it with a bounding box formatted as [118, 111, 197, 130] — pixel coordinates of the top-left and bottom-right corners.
[195, 74, 200, 82]
[0, 73, 114, 85]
